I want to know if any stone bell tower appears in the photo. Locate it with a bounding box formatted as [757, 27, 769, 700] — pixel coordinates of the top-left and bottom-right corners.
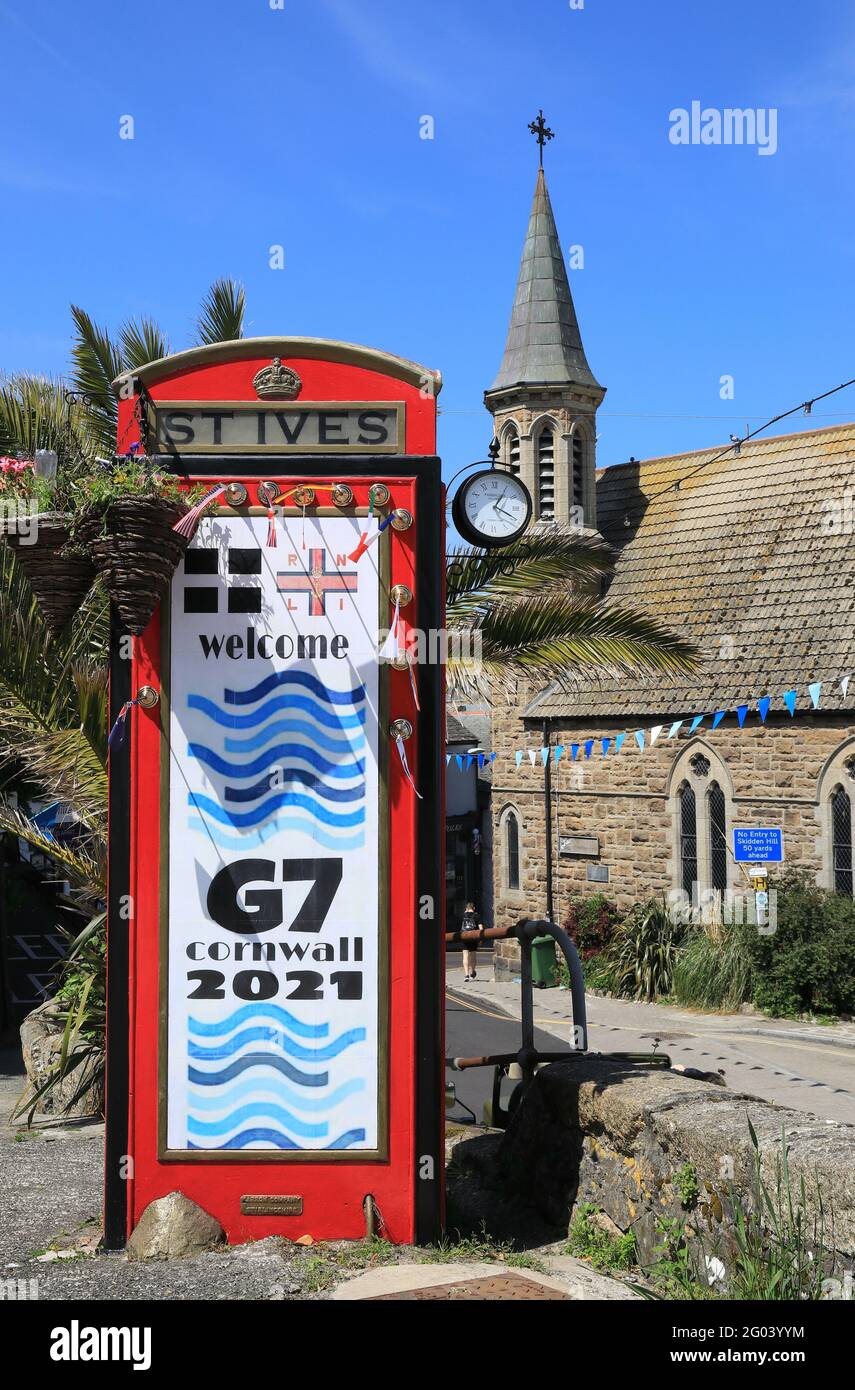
[485, 131, 605, 530]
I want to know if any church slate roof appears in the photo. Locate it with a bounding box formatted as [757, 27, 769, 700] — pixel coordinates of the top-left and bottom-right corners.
[525, 421, 855, 720]
[488, 168, 602, 394]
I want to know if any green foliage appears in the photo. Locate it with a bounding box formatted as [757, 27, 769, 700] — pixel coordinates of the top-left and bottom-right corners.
[566, 1203, 637, 1272]
[14, 912, 107, 1123]
[605, 898, 686, 1001]
[728, 1120, 830, 1300]
[74, 456, 195, 514]
[672, 921, 753, 1012]
[748, 871, 855, 1017]
[195, 278, 246, 345]
[649, 1217, 710, 1298]
[673, 1163, 700, 1210]
[423, 1222, 543, 1269]
[562, 893, 621, 957]
[0, 375, 96, 511]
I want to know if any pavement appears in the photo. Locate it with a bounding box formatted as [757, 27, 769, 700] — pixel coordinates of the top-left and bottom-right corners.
[0, 1048, 631, 1301]
[446, 963, 855, 1125]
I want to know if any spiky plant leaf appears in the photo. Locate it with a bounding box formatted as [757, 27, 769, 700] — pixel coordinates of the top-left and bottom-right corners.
[0, 374, 96, 478]
[447, 592, 698, 700]
[0, 802, 104, 898]
[195, 278, 246, 345]
[119, 318, 170, 371]
[446, 523, 614, 615]
[69, 305, 124, 454]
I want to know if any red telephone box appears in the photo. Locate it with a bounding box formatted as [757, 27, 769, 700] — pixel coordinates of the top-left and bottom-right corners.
[103, 339, 445, 1246]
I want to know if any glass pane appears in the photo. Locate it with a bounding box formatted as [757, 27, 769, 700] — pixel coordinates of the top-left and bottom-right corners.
[832, 786, 853, 896]
[709, 782, 728, 894]
[680, 785, 697, 899]
[507, 813, 520, 890]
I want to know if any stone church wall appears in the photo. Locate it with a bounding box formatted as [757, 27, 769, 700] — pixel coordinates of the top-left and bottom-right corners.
[490, 702, 855, 975]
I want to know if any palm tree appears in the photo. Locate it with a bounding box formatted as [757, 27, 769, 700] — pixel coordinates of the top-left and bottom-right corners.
[446, 521, 695, 699]
[69, 277, 246, 454]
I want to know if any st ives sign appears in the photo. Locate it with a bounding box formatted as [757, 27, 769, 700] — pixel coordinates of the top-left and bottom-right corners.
[153, 403, 403, 453]
[164, 512, 385, 1157]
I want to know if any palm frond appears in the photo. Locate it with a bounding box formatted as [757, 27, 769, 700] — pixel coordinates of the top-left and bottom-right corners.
[0, 374, 96, 475]
[0, 548, 108, 825]
[447, 593, 698, 699]
[69, 305, 124, 453]
[447, 523, 614, 616]
[195, 278, 246, 345]
[119, 318, 170, 371]
[0, 802, 104, 897]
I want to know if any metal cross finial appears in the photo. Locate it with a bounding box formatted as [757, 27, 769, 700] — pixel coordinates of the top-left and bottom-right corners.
[528, 109, 555, 166]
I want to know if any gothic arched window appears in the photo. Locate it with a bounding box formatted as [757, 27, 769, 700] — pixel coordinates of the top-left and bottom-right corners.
[536, 427, 555, 521]
[831, 784, 853, 897]
[708, 782, 728, 895]
[679, 783, 698, 899]
[504, 809, 520, 890]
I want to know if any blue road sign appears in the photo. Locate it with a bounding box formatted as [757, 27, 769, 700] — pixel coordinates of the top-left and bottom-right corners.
[733, 826, 784, 863]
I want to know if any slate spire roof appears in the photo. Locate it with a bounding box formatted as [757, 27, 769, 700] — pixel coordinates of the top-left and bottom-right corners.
[489, 167, 601, 395]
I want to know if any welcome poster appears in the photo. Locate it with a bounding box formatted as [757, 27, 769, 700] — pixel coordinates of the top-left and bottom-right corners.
[164, 512, 383, 1156]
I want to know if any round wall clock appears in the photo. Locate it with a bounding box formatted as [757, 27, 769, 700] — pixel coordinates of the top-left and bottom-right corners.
[452, 468, 532, 548]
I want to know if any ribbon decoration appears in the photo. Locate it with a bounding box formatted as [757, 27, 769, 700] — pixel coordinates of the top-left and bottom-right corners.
[108, 698, 139, 752]
[395, 735, 422, 799]
[266, 505, 280, 548]
[379, 596, 403, 663]
[173, 483, 229, 540]
[348, 512, 395, 564]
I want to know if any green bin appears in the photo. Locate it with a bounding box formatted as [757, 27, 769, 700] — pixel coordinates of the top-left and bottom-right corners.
[530, 935, 557, 988]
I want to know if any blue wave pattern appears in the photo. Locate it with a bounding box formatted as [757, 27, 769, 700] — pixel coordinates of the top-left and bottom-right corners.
[188, 1128, 366, 1151]
[185, 673, 367, 851]
[188, 1025, 366, 1062]
[181, 668, 370, 1149]
[186, 815, 365, 852]
[188, 1003, 329, 1039]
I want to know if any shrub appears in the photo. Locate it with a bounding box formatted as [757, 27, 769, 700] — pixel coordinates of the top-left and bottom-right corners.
[567, 1203, 636, 1272]
[562, 893, 621, 958]
[606, 898, 686, 1001]
[749, 871, 855, 1017]
[672, 921, 753, 1012]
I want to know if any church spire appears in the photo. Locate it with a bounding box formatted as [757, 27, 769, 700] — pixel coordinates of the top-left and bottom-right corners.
[488, 160, 601, 395]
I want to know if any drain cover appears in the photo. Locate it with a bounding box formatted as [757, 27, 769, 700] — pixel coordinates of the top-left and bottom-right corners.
[367, 1274, 571, 1300]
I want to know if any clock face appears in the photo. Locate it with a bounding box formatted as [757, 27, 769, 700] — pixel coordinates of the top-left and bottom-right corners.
[452, 469, 532, 548]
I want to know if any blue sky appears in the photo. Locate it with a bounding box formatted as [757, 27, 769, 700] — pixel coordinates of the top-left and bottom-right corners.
[1, 0, 854, 480]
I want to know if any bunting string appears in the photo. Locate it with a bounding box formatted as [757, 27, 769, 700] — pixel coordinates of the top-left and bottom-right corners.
[446, 674, 854, 769]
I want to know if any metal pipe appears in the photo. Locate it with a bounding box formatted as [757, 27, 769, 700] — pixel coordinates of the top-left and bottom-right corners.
[517, 918, 587, 1050]
[542, 719, 555, 925]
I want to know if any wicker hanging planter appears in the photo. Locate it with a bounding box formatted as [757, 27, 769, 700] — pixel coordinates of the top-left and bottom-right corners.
[78, 496, 190, 636]
[4, 514, 96, 637]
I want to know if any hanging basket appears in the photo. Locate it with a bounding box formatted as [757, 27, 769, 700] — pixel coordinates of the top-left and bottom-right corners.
[78, 496, 190, 636]
[4, 514, 96, 637]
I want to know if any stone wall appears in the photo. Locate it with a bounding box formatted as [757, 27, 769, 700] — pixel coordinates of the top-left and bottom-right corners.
[490, 704, 855, 974]
[493, 1059, 855, 1276]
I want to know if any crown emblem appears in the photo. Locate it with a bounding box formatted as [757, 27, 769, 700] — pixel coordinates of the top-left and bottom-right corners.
[252, 357, 302, 400]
